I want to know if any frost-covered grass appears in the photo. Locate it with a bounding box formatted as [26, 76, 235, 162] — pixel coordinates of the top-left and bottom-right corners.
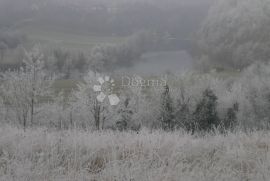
[0, 126, 270, 181]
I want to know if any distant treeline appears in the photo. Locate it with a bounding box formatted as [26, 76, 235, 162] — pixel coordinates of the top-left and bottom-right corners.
[0, 31, 192, 76]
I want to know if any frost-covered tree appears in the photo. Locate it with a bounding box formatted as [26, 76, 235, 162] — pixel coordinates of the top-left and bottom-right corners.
[126, 84, 157, 130]
[159, 85, 175, 131]
[73, 71, 116, 130]
[116, 97, 134, 131]
[175, 92, 192, 131]
[232, 63, 270, 129]
[0, 46, 55, 129]
[197, 0, 270, 70]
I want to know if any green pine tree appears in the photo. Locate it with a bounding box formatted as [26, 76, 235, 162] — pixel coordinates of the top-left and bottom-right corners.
[193, 88, 220, 132]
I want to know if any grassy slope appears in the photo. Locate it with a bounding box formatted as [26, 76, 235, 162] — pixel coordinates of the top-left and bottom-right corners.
[0, 126, 269, 181]
[19, 24, 125, 52]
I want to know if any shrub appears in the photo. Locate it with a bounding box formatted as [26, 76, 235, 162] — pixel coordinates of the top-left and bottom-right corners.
[222, 102, 239, 131]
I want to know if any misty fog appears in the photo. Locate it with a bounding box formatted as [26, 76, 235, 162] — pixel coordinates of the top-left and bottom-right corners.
[1, 0, 270, 180]
[0, 0, 213, 75]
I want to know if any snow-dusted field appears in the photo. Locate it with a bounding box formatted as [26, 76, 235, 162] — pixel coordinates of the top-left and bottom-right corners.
[0, 126, 269, 181]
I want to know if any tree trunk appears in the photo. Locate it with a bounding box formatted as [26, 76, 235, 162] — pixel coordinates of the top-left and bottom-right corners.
[69, 111, 73, 129]
[30, 97, 34, 126]
[94, 100, 101, 130]
[23, 114, 27, 132]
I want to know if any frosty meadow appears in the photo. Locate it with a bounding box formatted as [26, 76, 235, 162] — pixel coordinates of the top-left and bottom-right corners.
[1, 0, 270, 180]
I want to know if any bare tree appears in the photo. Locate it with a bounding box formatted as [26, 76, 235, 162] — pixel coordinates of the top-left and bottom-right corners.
[0, 46, 55, 129]
[73, 71, 114, 130]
